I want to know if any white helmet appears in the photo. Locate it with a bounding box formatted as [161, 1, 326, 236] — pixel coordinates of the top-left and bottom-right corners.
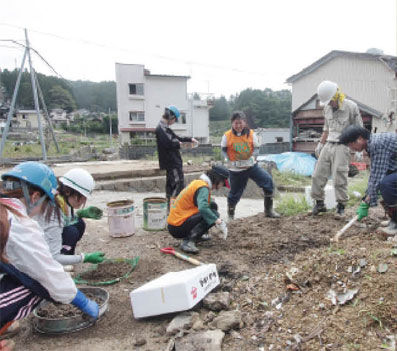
[317, 80, 338, 106]
[59, 168, 95, 198]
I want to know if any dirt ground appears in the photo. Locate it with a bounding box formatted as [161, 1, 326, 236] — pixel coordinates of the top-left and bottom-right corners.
[12, 205, 397, 351]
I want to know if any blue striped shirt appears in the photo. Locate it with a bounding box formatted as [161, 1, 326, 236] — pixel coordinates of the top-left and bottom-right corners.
[367, 133, 397, 206]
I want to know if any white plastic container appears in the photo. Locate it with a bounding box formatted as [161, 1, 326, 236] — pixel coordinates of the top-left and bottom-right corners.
[130, 264, 219, 318]
[305, 184, 337, 209]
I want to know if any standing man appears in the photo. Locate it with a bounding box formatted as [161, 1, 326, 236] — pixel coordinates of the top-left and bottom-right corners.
[339, 126, 397, 236]
[222, 111, 279, 220]
[155, 105, 198, 211]
[311, 81, 363, 216]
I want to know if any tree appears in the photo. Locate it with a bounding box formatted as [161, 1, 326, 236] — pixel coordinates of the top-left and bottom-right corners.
[47, 85, 77, 112]
[209, 96, 230, 121]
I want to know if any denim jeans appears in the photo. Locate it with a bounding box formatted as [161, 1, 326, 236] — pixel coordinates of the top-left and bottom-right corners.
[227, 163, 273, 206]
[379, 172, 397, 207]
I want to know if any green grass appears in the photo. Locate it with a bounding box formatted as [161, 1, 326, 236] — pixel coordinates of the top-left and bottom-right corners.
[272, 169, 311, 187]
[347, 171, 369, 207]
[275, 193, 311, 216]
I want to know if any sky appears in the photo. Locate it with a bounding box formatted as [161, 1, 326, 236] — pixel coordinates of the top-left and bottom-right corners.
[0, 0, 396, 98]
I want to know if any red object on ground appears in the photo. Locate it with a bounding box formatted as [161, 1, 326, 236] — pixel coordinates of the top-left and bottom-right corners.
[350, 162, 367, 171]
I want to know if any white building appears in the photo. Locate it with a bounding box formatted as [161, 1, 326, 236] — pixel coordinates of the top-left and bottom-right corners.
[286, 50, 397, 133]
[115, 63, 211, 145]
[255, 128, 290, 145]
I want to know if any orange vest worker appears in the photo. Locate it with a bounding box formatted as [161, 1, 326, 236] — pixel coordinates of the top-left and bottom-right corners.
[168, 180, 211, 226]
[224, 129, 254, 161]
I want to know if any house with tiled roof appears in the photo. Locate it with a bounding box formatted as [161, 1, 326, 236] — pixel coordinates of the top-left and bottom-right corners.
[286, 50, 397, 152]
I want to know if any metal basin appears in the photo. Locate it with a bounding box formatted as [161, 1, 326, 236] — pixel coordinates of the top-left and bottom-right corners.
[33, 287, 109, 334]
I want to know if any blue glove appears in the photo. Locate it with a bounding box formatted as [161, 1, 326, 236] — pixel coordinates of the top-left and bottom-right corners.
[71, 289, 99, 319]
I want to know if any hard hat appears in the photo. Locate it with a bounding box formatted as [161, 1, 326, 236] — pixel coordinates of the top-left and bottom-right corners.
[211, 165, 230, 188]
[166, 105, 180, 119]
[2, 161, 57, 202]
[59, 168, 95, 198]
[317, 80, 338, 106]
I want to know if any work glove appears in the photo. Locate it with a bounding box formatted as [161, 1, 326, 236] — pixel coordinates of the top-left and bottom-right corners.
[71, 289, 99, 319]
[77, 206, 103, 220]
[356, 202, 369, 221]
[354, 151, 364, 161]
[315, 142, 324, 158]
[82, 252, 105, 264]
[216, 220, 228, 240]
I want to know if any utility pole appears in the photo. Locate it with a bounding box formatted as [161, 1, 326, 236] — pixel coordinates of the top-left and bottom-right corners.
[0, 28, 59, 161]
[109, 108, 112, 146]
[26, 29, 47, 160]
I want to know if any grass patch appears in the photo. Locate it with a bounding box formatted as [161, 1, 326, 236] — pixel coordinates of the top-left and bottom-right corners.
[272, 169, 311, 187]
[347, 171, 369, 207]
[275, 193, 310, 216]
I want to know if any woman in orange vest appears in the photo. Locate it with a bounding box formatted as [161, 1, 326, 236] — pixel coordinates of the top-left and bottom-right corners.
[221, 111, 280, 220]
[167, 165, 229, 254]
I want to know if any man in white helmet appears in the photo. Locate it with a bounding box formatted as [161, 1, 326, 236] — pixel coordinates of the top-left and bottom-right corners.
[311, 81, 363, 216]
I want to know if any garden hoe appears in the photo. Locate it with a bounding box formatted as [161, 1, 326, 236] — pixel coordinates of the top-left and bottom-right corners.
[331, 215, 359, 243]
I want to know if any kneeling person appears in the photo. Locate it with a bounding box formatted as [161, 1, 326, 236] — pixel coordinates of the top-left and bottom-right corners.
[167, 165, 229, 254]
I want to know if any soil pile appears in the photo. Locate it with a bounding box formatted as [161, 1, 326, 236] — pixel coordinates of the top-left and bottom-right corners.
[14, 207, 397, 351]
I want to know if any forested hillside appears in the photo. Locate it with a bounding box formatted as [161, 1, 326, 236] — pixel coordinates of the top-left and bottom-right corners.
[0, 69, 291, 129]
[210, 88, 291, 128]
[0, 69, 116, 112]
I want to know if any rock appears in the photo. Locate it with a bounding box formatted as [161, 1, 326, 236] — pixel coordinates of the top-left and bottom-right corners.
[175, 329, 225, 351]
[166, 311, 200, 335]
[212, 310, 242, 332]
[187, 160, 193, 165]
[203, 292, 231, 311]
[133, 337, 146, 346]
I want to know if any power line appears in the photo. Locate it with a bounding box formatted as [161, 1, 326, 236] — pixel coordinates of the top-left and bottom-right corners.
[0, 22, 269, 77]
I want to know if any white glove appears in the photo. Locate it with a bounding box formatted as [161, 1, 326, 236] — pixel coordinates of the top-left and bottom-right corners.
[216, 220, 228, 240]
[315, 143, 324, 158]
[354, 151, 363, 161]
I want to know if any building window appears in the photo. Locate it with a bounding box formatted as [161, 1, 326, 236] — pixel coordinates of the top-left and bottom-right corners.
[129, 83, 144, 95]
[129, 111, 145, 122]
[22, 114, 27, 120]
[276, 137, 284, 143]
[176, 112, 187, 124]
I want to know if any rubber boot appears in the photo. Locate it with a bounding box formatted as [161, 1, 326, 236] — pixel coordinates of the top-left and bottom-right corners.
[180, 221, 210, 254]
[380, 207, 397, 237]
[264, 195, 280, 218]
[312, 200, 327, 215]
[180, 239, 199, 254]
[335, 203, 345, 217]
[227, 204, 236, 221]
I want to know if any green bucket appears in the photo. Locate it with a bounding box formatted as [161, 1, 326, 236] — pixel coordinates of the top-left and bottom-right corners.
[143, 197, 167, 231]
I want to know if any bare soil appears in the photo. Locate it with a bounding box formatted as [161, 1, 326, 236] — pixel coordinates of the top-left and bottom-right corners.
[12, 206, 397, 351]
[78, 260, 134, 282]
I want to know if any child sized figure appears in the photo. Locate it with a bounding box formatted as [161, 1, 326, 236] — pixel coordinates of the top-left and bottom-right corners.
[34, 168, 105, 267]
[57, 168, 104, 259]
[167, 165, 230, 254]
[0, 162, 99, 349]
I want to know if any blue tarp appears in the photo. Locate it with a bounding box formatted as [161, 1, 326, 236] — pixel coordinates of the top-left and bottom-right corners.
[257, 152, 316, 176]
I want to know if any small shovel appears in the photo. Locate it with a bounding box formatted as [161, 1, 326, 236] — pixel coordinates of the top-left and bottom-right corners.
[160, 247, 204, 266]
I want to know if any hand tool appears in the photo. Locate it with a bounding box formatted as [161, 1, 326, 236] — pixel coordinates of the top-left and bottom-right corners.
[331, 215, 359, 242]
[160, 247, 204, 266]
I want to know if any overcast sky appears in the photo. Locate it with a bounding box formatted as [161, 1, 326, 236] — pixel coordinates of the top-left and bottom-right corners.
[0, 0, 396, 98]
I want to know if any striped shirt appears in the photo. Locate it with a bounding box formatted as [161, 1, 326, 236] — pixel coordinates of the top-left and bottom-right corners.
[367, 133, 397, 206]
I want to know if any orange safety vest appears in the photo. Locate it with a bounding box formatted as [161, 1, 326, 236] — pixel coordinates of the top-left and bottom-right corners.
[224, 129, 254, 161]
[167, 179, 211, 226]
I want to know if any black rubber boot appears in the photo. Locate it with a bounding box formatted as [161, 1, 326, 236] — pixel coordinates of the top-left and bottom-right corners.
[264, 196, 280, 218]
[180, 221, 210, 253]
[336, 203, 345, 216]
[180, 239, 199, 254]
[227, 204, 236, 221]
[312, 200, 327, 215]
